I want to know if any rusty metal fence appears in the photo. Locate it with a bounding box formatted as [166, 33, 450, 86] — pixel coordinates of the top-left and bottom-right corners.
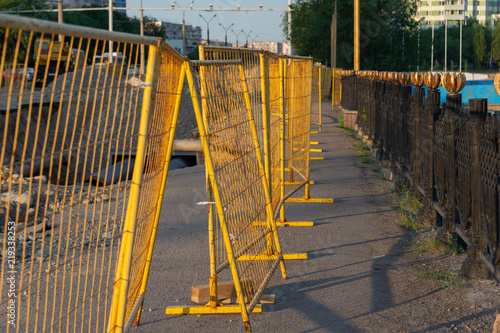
[0, 14, 184, 332]
[340, 70, 500, 281]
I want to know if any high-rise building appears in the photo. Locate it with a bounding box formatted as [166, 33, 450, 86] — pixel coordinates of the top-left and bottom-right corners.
[417, 0, 500, 27]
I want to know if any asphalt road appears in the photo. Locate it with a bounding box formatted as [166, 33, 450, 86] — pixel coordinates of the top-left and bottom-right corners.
[132, 101, 406, 333]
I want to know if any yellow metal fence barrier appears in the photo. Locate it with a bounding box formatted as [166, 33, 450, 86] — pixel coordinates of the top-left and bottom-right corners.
[0, 14, 184, 333]
[179, 59, 286, 332]
[284, 57, 333, 205]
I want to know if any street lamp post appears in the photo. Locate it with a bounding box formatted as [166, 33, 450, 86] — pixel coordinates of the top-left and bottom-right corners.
[219, 22, 234, 46]
[241, 29, 252, 48]
[199, 13, 217, 45]
[231, 29, 242, 47]
[248, 34, 258, 49]
[172, 0, 194, 55]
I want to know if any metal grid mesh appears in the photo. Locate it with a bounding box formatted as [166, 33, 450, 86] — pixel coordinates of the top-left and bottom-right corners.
[0, 14, 182, 332]
[199, 46, 264, 149]
[188, 60, 283, 312]
[285, 57, 313, 189]
[267, 53, 283, 213]
[123, 43, 185, 325]
[311, 66, 321, 132]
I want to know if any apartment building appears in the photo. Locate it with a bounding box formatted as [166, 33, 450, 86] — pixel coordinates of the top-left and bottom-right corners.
[417, 0, 500, 27]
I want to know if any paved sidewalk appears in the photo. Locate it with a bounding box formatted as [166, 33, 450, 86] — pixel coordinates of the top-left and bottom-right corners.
[131, 101, 410, 333]
[132, 101, 498, 332]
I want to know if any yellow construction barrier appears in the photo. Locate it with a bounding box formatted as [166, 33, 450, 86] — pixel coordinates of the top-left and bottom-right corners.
[168, 59, 287, 333]
[311, 65, 332, 134]
[332, 68, 342, 107]
[0, 14, 184, 333]
[283, 57, 334, 205]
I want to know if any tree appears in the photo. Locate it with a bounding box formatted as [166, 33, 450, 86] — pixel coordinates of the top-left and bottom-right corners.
[283, 0, 419, 70]
[473, 21, 486, 70]
[491, 23, 500, 66]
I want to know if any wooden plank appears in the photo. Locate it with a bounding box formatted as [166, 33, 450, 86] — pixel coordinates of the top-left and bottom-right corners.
[191, 279, 254, 304]
[191, 280, 236, 304]
[220, 294, 276, 305]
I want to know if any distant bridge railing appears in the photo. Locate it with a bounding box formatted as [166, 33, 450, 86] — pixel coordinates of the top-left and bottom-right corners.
[339, 70, 500, 281]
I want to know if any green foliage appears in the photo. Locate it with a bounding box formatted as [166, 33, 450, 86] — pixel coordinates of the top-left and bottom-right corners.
[414, 265, 465, 289]
[284, 0, 419, 70]
[412, 232, 465, 255]
[434, 59, 440, 71]
[370, 166, 380, 172]
[394, 181, 422, 214]
[450, 60, 454, 72]
[492, 23, 500, 65]
[353, 140, 370, 152]
[361, 156, 371, 164]
[464, 59, 468, 72]
[393, 181, 423, 230]
[398, 211, 422, 231]
[473, 21, 486, 70]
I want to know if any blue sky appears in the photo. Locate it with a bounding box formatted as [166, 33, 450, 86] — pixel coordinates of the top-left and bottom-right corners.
[126, 0, 290, 43]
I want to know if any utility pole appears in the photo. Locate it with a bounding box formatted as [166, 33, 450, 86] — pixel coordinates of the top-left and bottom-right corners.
[332, 1, 337, 69]
[173, 0, 194, 55]
[460, 17, 463, 72]
[445, 18, 448, 71]
[288, 0, 292, 55]
[109, 0, 113, 63]
[140, 0, 144, 74]
[354, 0, 359, 70]
[58, 0, 63, 41]
[431, 23, 434, 70]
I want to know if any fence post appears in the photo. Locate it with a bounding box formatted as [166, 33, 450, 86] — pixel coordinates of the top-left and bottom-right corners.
[397, 73, 411, 183]
[382, 75, 392, 165]
[411, 85, 424, 187]
[461, 98, 492, 279]
[417, 75, 441, 226]
[374, 74, 385, 161]
[442, 93, 461, 231]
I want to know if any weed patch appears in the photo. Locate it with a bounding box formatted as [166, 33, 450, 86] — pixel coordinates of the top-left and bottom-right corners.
[414, 265, 465, 289]
[412, 231, 464, 255]
[392, 181, 423, 230]
[361, 156, 372, 164]
[398, 211, 423, 231]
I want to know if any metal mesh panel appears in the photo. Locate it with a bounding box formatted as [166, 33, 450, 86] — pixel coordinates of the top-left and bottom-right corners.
[267, 53, 282, 213]
[433, 117, 448, 208]
[123, 43, 185, 326]
[456, 119, 472, 230]
[0, 14, 183, 333]
[186, 60, 285, 329]
[479, 116, 499, 266]
[311, 66, 321, 132]
[200, 46, 264, 150]
[285, 57, 313, 190]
